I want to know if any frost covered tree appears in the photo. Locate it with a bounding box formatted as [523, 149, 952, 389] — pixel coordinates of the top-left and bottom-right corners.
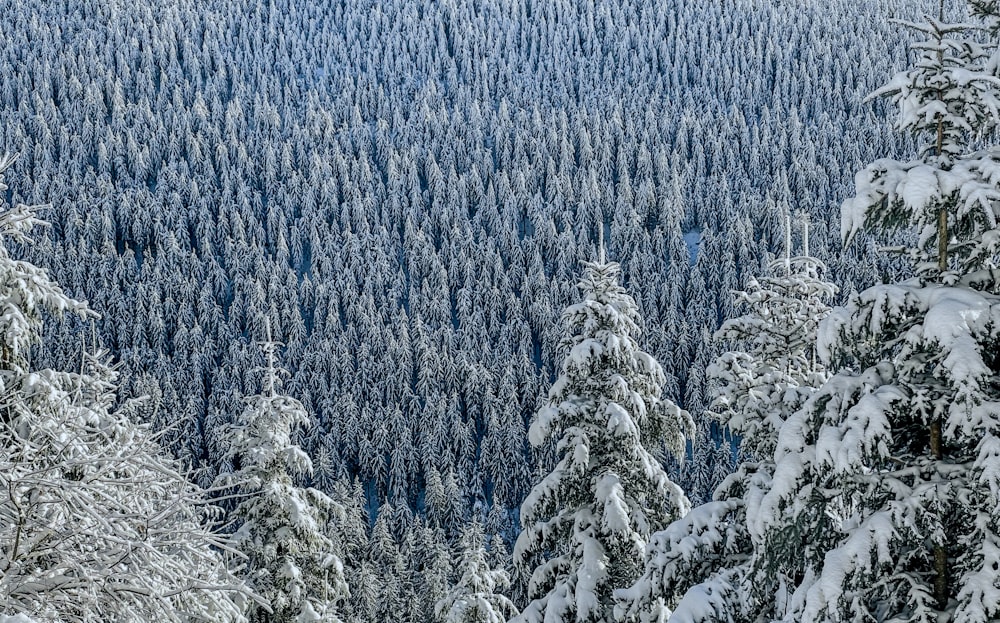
[434, 519, 517, 623]
[710, 215, 836, 463]
[616, 215, 836, 623]
[750, 4, 1000, 621]
[512, 256, 693, 623]
[0, 154, 252, 622]
[218, 325, 348, 623]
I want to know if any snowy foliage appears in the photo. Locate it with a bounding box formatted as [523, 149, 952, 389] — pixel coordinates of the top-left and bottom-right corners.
[617, 217, 835, 623]
[435, 519, 517, 623]
[0, 157, 251, 622]
[0, 153, 92, 369]
[754, 279, 1000, 622]
[0, 0, 943, 618]
[753, 3, 1000, 621]
[513, 259, 692, 623]
[217, 331, 348, 623]
[843, 2, 1000, 283]
[710, 217, 836, 461]
[0, 0, 919, 539]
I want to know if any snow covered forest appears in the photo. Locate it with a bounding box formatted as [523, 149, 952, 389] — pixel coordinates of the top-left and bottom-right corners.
[4, 0, 1000, 620]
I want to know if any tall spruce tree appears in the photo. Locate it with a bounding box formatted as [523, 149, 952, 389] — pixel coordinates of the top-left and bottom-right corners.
[512, 256, 692, 623]
[750, 3, 1000, 621]
[217, 325, 348, 622]
[616, 215, 836, 623]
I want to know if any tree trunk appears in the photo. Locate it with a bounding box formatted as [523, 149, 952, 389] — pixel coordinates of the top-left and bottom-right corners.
[930, 419, 947, 609]
[932, 2, 949, 609]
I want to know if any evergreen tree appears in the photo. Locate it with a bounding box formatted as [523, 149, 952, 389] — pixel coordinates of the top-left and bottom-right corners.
[681, 420, 719, 508]
[218, 325, 348, 622]
[434, 519, 517, 623]
[365, 505, 407, 622]
[711, 215, 835, 463]
[753, 4, 1000, 621]
[0, 155, 252, 622]
[616, 214, 836, 623]
[512, 257, 692, 623]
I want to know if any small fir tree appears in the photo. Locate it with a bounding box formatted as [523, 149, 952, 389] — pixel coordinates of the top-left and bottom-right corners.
[434, 519, 517, 623]
[218, 325, 349, 623]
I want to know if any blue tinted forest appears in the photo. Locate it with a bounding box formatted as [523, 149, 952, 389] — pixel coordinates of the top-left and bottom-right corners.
[0, 0, 925, 618]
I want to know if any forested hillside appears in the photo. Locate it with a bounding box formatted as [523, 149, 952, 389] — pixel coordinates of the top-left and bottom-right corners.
[1, 0, 924, 617]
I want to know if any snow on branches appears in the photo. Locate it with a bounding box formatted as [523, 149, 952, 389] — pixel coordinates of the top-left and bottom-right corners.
[513, 259, 691, 623]
[0, 155, 253, 622]
[216, 324, 349, 623]
[435, 519, 518, 623]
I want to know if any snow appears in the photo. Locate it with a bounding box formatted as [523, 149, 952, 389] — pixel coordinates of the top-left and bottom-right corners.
[607, 402, 639, 437]
[802, 511, 899, 622]
[955, 532, 1000, 623]
[978, 435, 1000, 496]
[683, 230, 701, 266]
[597, 473, 631, 533]
[898, 164, 940, 208]
[669, 581, 733, 623]
[816, 382, 899, 474]
[568, 337, 605, 367]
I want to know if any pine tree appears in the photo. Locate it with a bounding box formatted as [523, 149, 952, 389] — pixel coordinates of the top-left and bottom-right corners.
[710, 214, 835, 463]
[329, 479, 371, 623]
[0, 155, 253, 622]
[365, 505, 408, 622]
[753, 4, 1000, 621]
[512, 257, 692, 623]
[434, 519, 517, 623]
[218, 325, 349, 623]
[616, 214, 836, 623]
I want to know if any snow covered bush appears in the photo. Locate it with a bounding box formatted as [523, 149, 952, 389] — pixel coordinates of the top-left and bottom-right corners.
[0, 154, 252, 622]
[512, 257, 692, 623]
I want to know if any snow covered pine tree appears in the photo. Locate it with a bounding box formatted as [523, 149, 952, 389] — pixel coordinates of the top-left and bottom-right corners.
[217, 325, 349, 623]
[749, 3, 1000, 621]
[0, 154, 252, 621]
[512, 256, 693, 623]
[435, 518, 518, 623]
[616, 215, 836, 622]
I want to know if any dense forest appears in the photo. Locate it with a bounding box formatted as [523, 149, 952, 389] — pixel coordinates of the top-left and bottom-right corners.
[10, 0, 992, 620]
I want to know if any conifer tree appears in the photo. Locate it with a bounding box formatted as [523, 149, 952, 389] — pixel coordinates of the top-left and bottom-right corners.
[616, 214, 836, 623]
[218, 324, 348, 622]
[752, 3, 1000, 621]
[512, 256, 692, 623]
[711, 214, 835, 463]
[365, 505, 407, 621]
[434, 519, 517, 623]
